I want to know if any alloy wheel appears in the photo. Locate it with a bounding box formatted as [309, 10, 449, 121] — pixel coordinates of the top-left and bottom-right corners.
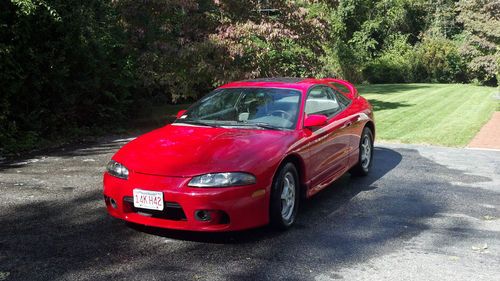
[361, 135, 372, 169]
[280, 172, 296, 221]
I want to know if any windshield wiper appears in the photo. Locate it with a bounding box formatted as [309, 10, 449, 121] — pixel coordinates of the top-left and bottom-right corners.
[176, 120, 218, 128]
[236, 122, 284, 130]
[177, 120, 283, 130]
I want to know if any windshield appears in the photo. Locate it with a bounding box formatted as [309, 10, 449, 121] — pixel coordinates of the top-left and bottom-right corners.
[175, 88, 301, 130]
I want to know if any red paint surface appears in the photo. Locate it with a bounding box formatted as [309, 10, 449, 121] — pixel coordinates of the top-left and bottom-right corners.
[103, 78, 374, 231]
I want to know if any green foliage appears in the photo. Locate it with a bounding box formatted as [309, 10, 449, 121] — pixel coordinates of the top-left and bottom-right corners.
[363, 34, 415, 83]
[1, 0, 499, 154]
[10, 0, 61, 20]
[456, 0, 499, 86]
[1, 0, 134, 153]
[209, 1, 326, 82]
[413, 36, 467, 83]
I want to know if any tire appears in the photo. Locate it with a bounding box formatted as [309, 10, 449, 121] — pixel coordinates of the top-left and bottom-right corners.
[350, 127, 374, 177]
[270, 162, 300, 230]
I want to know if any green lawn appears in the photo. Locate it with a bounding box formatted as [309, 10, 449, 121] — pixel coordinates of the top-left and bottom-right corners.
[358, 83, 499, 147]
[148, 83, 498, 147]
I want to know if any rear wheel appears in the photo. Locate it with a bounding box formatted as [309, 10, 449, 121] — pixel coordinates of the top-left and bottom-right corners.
[270, 162, 299, 230]
[350, 127, 374, 176]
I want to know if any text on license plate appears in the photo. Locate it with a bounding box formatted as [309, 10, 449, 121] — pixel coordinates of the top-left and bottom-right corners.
[133, 189, 164, 211]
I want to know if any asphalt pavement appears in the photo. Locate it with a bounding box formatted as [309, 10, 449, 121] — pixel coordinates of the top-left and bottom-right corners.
[0, 138, 499, 281]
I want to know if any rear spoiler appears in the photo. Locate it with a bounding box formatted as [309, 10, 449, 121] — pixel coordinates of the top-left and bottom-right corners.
[320, 78, 359, 99]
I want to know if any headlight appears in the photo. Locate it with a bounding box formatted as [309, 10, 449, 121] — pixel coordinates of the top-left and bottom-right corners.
[188, 172, 256, 187]
[106, 160, 129, 180]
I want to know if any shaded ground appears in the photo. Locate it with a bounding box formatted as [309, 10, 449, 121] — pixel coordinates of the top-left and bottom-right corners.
[0, 139, 499, 281]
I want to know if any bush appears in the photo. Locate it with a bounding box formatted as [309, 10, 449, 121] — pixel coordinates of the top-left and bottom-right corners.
[1, 0, 497, 155]
[363, 34, 414, 83]
[0, 0, 134, 154]
[456, 0, 499, 86]
[413, 37, 467, 83]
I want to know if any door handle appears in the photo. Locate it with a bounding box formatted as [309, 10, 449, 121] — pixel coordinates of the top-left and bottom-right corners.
[341, 121, 352, 129]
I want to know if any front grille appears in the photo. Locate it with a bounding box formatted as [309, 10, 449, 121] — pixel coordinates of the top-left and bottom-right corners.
[123, 196, 187, 221]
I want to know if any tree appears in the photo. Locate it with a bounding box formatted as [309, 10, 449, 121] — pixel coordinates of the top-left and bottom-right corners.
[456, 0, 499, 85]
[1, 0, 133, 152]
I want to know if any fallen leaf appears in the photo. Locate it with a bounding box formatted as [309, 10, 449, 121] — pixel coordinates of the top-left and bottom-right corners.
[472, 243, 488, 251]
[0, 272, 10, 281]
[482, 215, 496, 221]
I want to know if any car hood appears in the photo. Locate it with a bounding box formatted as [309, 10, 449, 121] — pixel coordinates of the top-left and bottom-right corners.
[113, 124, 298, 177]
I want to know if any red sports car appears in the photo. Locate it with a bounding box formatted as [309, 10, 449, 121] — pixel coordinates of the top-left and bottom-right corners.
[103, 78, 374, 231]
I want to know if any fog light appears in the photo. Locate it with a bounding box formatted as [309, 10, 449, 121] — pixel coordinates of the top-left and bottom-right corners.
[194, 210, 211, 221]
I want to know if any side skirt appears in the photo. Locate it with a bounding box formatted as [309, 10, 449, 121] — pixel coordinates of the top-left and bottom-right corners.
[305, 148, 360, 198]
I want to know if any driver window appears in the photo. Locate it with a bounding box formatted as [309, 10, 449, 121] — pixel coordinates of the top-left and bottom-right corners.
[305, 87, 341, 117]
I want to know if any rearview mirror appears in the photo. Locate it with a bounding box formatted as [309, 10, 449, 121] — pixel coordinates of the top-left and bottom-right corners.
[176, 109, 187, 119]
[304, 114, 327, 128]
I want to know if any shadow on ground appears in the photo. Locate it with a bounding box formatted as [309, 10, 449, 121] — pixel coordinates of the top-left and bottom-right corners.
[131, 147, 403, 244]
[357, 84, 433, 95]
[0, 136, 134, 172]
[357, 84, 433, 111]
[367, 99, 411, 111]
[0, 145, 497, 280]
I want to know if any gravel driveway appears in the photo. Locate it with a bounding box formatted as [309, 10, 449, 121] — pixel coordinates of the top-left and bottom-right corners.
[0, 138, 499, 281]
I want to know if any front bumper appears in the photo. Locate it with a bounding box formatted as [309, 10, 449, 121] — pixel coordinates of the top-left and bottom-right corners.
[103, 172, 269, 231]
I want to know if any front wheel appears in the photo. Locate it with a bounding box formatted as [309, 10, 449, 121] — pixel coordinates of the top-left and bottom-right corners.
[350, 127, 374, 177]
[270, 162, 300, 230]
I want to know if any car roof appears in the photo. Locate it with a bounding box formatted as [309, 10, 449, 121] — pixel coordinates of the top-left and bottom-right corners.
[242, 77, 307, 83]
[219, 77, 325, 92]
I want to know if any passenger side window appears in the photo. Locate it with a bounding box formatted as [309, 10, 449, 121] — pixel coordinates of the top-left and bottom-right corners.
[333, 90, 351, 108]
[305, 87, 342, 117]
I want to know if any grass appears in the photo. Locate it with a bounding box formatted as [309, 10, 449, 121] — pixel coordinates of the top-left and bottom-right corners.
[6, 84, 494, 157]
[358, 83, 499, 147]
[142, 83, 498, 147]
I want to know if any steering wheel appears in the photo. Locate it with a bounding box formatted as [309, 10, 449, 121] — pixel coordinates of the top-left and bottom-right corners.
[270, 110, 292, 120]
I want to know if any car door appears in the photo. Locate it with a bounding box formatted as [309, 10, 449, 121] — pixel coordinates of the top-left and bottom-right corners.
[303, 86, 352, 194]
[330, 88, 367, 168]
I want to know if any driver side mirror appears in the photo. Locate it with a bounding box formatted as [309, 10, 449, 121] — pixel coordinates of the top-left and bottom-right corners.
[176, 109, 187, 119]
[304, 114, 328, 128]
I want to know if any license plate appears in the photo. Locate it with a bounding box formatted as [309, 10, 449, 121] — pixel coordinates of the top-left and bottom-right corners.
[133, 189, 164, 211]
